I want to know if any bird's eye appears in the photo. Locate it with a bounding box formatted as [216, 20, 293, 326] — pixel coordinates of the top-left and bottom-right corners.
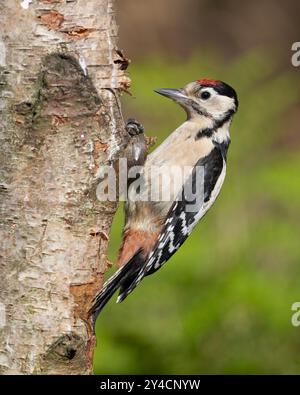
[200, 91, 211, 100]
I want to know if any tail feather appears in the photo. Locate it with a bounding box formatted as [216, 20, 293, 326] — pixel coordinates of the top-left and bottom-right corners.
[90, 249, 144, 326]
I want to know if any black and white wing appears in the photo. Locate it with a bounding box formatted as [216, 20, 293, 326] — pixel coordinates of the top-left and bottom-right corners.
[117, 144, 226, 303]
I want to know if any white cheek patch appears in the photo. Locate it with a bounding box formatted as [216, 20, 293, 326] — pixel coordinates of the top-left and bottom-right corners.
[198, 87, 234, 118]
[207, 95, 235, 118]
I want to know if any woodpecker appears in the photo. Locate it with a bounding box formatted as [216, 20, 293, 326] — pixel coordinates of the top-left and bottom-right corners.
[90, 79, 238, 324]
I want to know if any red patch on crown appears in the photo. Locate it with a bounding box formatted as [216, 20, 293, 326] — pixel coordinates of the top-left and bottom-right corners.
[197, 78, 220, 86]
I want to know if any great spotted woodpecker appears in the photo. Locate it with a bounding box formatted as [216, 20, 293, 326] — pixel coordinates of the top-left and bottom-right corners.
[90, 79, 238, 323]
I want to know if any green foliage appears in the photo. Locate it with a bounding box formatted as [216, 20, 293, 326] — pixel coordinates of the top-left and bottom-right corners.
[94, 51, 300, 374]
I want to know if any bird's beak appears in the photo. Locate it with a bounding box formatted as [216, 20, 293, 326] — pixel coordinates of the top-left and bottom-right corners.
[154, 88, 189, 104]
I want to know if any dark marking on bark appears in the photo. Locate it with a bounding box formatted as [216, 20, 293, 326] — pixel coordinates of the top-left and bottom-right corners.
[0, 66, 8, 95]
[114, 49, 131, 71]
[65, 348, 77, 360]
[18, 53, 103, 149]
[40, 53, 101, 115]
[89, 227, 102, 237]
[13, 102, 33, 115]
[41, 333, 87, 373]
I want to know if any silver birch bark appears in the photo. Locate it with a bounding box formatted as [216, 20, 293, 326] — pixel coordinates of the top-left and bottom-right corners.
[0, 0, 130, 374]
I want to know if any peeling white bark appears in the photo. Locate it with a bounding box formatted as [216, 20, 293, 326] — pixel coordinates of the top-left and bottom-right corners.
[20, 0, 32, 9]
[0, 0, 129, 374]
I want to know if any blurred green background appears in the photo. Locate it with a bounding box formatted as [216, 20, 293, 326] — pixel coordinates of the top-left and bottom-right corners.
[94, 0, 300, 374]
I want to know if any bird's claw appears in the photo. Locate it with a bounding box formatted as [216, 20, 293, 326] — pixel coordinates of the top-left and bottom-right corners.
[125, 118, 145, 136]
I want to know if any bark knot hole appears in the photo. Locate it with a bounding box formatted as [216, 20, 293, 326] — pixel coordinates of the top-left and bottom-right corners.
[43, 332, 84, 365]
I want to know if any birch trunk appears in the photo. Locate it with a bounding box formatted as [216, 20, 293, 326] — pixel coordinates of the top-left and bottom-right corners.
[0, 0, 129, 374]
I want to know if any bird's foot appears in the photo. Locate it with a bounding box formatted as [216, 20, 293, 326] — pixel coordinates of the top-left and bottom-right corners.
[125, 118, 144, 136]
